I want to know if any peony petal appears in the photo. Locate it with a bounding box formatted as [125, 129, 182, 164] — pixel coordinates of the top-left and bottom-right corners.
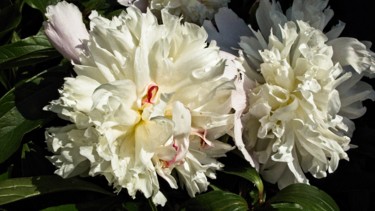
[337, 68, 375, 119]
[328, 37, 375, 76]
[256, 0, 287, 39]
[203, 8, 253, 55]
[286, 0, 333, 31]
[118, 0, 148, 12]
[143, 0, 229, 24]
[325, 21, 345, 40]
[44, 1, 89, 63]
[172, 101, 191, 162]
[231, 72, 259, 168]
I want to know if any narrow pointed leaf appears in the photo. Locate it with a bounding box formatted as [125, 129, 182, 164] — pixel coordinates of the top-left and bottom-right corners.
[183, 190, 248, 211]
[0, 35, 60, 70]
[0, 175, 113, 206]
[268, 183, 339, 211]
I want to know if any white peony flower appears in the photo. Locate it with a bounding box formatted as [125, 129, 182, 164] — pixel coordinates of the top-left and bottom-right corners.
[118, 0, 230, 24]
[45, 3, 234, 206]
[242, 21, 352, 188]
[240, 0, 375, 137]
[204, 0, 375, 188]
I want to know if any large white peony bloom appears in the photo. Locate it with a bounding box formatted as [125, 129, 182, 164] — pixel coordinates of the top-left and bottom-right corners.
[241, 21, 353, 188]
[44, 2, 234, 206]
[204, 0, 375, 188]
[118, 0, 230, 24]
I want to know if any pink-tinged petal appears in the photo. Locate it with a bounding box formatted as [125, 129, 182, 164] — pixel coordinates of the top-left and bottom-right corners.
[203, 8, 252, 55]
[44, 1, 89, 63]
[171, 102, 191, 163]
[118, 0, 148, 12]
[231, 71, 259, 169]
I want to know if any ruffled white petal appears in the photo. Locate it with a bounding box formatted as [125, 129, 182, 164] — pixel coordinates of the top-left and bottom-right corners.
[337, 68, 375, 138]
[328, 37, 375, 76]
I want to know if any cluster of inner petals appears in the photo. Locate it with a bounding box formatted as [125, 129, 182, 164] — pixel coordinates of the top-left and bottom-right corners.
[139, 83, 185, 169]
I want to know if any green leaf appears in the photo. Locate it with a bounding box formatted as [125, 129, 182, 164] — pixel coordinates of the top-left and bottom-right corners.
[0, 66, 67, 164]
[123, 201, 143, 211]
[148, 198, 157, 211]
[270, 202, 303, 210]
[0, 35, 60, 70]
[222, 167, 264, 203]
[183, 190, 248, 211]
[41, 204, 78, 211]
[0, 91, 46, 164]
[80, 0, 110, 14]
[268, 184, 339, 211]
[0, 166, 12, 182]
[0, 175, 113, 206]
[24, 0, 60, 14]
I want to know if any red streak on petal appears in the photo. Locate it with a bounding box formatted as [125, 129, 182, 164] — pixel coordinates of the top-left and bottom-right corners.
[172, 141, 179, 151]
[142, 84, 159, 105]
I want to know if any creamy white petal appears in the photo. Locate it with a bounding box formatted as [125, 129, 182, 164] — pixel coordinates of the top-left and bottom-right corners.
[46, 125, 97, 178]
